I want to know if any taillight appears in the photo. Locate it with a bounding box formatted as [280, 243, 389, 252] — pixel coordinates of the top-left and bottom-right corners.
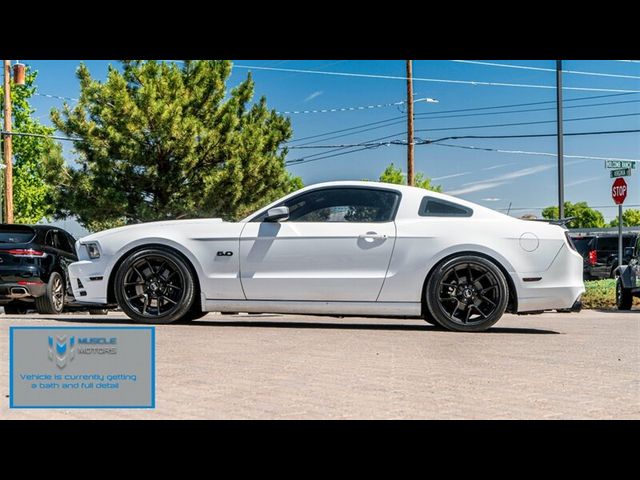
[2, 249, 46, 257]
[17, 280, 44, 285]
[588, 250, 597, 265]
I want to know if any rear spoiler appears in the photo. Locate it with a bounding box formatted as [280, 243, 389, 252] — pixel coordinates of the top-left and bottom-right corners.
[522, 217, 576, 228]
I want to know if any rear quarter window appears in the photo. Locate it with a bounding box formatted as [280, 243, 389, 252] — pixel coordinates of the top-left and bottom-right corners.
[419, 197, 473, 217]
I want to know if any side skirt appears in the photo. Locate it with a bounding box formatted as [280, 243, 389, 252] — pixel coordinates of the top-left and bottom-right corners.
[204, 300, 422, 317]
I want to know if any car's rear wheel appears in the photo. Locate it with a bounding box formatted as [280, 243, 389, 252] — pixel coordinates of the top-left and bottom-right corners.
[616, 278, 633, 310]
[114, 247, 196, 324]
[35, 272, 66, 314]
[426, 255, 509, 332]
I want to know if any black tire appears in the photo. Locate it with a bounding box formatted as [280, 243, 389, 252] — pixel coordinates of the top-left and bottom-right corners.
[616, 278, 633, 310]
[89, 309, 109, 315]
[426, 255, 509, 332]
[35, 271, 66, 314]
[3, 303, 30, 315]
[114, 247, 196, 324]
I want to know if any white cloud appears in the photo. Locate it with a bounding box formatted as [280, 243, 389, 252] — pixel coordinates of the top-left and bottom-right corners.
[447, 181, 507, 196]
[566, 176, 600, 188]
[304, 91, 323, 102]
[481, 197, 501, 202]
[447, 164, 554, 196]
[432, 171, 472, 181]
[482, 162, 516, 171]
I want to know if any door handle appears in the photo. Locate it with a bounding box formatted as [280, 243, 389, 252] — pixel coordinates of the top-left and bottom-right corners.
[359, 233, 387, 240]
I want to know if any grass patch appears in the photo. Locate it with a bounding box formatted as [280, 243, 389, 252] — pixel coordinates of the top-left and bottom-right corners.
[582, 279, 640, 309]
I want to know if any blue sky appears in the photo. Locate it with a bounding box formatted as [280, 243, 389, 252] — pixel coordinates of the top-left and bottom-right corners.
[23, 59, 640, 231]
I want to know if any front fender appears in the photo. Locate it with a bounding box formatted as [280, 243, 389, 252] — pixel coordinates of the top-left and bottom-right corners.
[614, 265, 634, 289]
[105, 237, 208, 298]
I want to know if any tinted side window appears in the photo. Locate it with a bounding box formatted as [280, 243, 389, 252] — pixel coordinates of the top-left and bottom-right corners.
[635, 236, 640, 257]
[419, 197, 472, 217]
[597, 237, 635, 250]
[281, 188, 400, 223]
[56, 233, 74, 254]
[44, 231, 57, 248]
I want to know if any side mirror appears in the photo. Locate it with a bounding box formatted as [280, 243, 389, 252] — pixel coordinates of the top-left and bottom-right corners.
[264, 206, 289, 222]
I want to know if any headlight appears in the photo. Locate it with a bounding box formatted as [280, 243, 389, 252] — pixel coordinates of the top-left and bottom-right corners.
[84, 242, 101, 259]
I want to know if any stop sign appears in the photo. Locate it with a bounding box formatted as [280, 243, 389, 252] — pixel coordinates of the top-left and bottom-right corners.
[612, 177, 628, 205]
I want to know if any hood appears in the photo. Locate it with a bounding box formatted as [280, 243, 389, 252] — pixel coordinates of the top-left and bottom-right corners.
[81, 218, 224, 242]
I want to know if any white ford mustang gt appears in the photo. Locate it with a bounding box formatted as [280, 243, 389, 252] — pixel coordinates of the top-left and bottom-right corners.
[68, 181, 584, 332]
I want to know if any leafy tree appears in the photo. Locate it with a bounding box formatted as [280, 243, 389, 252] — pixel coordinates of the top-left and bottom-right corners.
[608, 209, 640, 227]
[377, 163, 442, 191]
[0, 66, 65, 224]
[51, 60, 302, 232]
[541, 201, 606, 228]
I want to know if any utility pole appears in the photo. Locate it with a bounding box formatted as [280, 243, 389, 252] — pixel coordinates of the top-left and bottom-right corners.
[556, 60, 564, 219]
[406, 60, 414, 186]
[3, 60, 14, 224]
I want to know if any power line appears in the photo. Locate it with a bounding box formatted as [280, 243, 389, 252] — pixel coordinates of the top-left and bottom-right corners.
[276, 97, 437, 115]
[233, 64, 640, 93]
[414, 112, 640, 135]
[34, 92, 79, 102]
[285, 112, 640, 151]
[287, 92, 639, 144]
[451, 60, 640, 80]
[295, 98, 640, 147]
[0, 130, 82, 141]
[432, 142, 640, 163]
[285, 129, 640, 165]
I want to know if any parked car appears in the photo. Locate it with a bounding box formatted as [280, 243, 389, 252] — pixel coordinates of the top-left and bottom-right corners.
[67, 181, 584, 332]
[0, 224, 108, 315]
[574, 233, 637, 280]
[615, 234, 640, 310]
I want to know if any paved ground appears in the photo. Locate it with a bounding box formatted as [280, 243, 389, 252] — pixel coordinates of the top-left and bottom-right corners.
[1, 309, 638, 419]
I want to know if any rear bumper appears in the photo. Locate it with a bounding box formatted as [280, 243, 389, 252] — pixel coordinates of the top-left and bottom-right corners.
[68, 260, 109, 304]
[0, 282, 46, 302]
[516, 244, 585, 313]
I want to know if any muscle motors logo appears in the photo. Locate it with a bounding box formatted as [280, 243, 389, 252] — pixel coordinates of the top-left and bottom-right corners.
[47, 335, 117, 368]
[48, 335, 76, 369]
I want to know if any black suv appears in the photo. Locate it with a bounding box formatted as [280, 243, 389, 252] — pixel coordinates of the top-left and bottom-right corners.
[616, 234, 640, 310]
[0, 224, 105, 315]
[572, 233, 637, 280]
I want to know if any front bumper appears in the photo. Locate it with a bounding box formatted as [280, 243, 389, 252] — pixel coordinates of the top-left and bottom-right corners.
[68, 260, 109, 304]
[515, 243, 585, 313]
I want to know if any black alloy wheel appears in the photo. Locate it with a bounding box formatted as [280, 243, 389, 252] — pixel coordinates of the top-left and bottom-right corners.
[426, 255, 509, 332]
[114, 248, 196, 324]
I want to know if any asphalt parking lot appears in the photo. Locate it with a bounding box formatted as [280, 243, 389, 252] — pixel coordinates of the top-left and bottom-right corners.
[1, 309, 638, 419]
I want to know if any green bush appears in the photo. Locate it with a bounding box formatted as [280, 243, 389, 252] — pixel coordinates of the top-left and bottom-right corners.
[582, 279, 640, 309]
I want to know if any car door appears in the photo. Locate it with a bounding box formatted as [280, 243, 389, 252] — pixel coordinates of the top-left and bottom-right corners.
[239, 187, 399, 301]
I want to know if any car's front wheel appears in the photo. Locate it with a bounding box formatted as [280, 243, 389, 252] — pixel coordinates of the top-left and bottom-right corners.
[616, 278, 633, 310]
[426, 255, 509, 332]
[114, 247, 196, 324]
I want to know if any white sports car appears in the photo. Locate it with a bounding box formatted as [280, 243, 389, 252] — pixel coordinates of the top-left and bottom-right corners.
[68, 181, 584, 332]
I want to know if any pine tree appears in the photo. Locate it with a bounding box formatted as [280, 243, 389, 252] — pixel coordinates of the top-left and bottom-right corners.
[51, 60, 302, 231]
